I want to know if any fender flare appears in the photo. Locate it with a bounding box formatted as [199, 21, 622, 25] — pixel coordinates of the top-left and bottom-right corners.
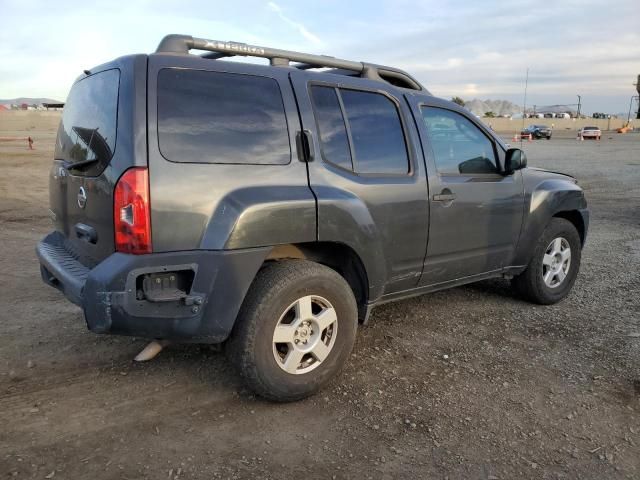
[513, 178, 587, 267]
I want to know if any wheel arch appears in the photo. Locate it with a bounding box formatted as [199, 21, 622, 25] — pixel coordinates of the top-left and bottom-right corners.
[512, 178, 588, 267]
[553, 210, 587, 246]
[266, 242, 370, 322]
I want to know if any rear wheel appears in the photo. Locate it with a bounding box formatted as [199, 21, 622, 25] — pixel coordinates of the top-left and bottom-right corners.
[226, 260, 358, 402]
[512, 218, 582, 304]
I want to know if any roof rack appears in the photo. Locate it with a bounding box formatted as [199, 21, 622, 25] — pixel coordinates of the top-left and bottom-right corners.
[155, 34, 426, 92]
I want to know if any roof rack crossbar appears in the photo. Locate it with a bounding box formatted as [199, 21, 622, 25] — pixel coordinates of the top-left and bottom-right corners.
[155, 34, 424, 91]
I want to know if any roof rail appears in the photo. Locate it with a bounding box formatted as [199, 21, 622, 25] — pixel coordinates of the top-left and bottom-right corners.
[155, 34, 425, 91]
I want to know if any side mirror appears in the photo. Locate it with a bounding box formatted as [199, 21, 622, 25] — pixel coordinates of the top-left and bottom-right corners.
[504, 148, 527, 174]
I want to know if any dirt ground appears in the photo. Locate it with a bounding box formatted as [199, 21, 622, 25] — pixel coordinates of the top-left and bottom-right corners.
[1, 112, 639, 479]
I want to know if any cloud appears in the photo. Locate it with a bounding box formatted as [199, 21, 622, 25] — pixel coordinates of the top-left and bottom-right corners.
[0, 0, 637, 113]
[267, 2, 323, 47]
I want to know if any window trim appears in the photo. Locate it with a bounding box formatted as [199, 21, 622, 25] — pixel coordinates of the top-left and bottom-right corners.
[308, 81, 414, 178]
[419, 104, 502, 177]
[156, 67, 292, 166]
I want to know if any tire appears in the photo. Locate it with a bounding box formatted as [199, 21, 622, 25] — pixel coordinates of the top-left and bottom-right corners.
[512, 218, 582, 305]
[226, 260, 358, 402]
[546, 135, 551, 140]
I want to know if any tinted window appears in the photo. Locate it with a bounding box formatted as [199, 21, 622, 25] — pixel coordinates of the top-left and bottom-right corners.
[158, 69, 290, 165]
[422, 108, 497, 175]
[55, 69, 120, 176]
[309, 86, 352, 170]
[340, 90, 409, 174]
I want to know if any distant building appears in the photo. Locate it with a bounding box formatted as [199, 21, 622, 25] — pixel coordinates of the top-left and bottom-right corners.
[43, 103, 64, 111]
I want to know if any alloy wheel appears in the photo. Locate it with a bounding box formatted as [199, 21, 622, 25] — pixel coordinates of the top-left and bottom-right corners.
[542, 237, 571, 288]
[272, 295, 338, 374]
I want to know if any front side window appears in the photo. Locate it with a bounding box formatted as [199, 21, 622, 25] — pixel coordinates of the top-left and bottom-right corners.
[421, 107, 497, 175]
[157, 69, 290, 165]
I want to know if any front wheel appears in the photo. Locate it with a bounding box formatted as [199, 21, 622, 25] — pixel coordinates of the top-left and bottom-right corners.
[226, 260, 358, 402]
[512, 218, 582, 304]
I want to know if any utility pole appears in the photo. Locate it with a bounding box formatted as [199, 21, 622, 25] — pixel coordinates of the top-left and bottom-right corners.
[635, 76, 640, 119]
[521, 68, 529, 144]
[628, 96, 639, 124]
[576, 95, 581, 118]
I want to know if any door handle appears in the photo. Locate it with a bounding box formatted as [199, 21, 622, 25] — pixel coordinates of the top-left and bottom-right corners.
[296, 129, 315, 162]
[432, 192, 456, 202]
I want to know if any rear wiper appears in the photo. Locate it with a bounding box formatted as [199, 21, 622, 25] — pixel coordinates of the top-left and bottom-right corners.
[63, 158, 99, 171]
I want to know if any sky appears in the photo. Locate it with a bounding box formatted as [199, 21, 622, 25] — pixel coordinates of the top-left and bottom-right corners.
[1, 0, 638, 114]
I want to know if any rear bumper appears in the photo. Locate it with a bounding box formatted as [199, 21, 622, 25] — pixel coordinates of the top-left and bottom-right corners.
[37, 232, 270, 342]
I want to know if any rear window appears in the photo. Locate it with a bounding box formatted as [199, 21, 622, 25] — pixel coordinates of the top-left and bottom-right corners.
[55, 69, 120, 176]
[157, 69, 291, 165]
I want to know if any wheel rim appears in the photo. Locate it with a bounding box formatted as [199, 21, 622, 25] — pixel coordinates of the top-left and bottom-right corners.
[272, 295, 338, 375]
[542, 237, 571, 289]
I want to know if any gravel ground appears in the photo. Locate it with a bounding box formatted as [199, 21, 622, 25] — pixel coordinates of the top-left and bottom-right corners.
[1, 114, 639, 479]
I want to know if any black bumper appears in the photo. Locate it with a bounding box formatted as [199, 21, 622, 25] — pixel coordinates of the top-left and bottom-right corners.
[37, 232, 270, 342]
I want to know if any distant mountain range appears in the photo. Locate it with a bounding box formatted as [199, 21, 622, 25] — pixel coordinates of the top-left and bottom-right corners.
[463, 99, 578, 117]
[464, 99, 522, 116]
[0, 97, 63, 106]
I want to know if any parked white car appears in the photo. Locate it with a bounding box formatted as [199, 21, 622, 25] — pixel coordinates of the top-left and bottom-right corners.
[579, 126, 601, 139]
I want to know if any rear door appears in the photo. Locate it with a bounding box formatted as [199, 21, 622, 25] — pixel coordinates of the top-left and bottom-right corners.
[409, 99, 525, 285]
[49, 55, 148, 266]
[290, 71, 430, 296]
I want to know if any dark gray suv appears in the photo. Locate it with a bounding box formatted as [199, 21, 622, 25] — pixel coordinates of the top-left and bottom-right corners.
[37, 34, 589, 401]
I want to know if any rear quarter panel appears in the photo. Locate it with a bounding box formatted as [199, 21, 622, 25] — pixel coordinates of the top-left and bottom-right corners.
[146, 54, 316, 252]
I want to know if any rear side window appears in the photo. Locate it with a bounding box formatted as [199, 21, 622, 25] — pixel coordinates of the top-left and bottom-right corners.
[341, 90, 408, 174]
[421, 107, 498, 175]
[55, 69, 120, 176]
[157, 69, 290, 165]
[309, 86, 352, 170]
[309, 86, 409, 175]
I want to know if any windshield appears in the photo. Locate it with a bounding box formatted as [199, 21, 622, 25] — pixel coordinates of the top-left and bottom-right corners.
[55, 69, 120, 176]
[584, 126, 599, 130]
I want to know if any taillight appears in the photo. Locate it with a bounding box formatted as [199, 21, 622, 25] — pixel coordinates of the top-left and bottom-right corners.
[114, 167, 151, 254]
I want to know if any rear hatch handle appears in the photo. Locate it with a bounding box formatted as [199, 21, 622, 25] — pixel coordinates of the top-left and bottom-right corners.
[75, 223, 98, 244]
